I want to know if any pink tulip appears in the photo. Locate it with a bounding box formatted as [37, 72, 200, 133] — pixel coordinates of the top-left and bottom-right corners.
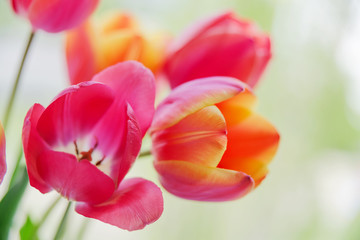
[150, 77, 279, 201]
[22, 61, 163, 230]
[0, 122, 6, 184]
[163, 11, 271, 89]
[11, 0, 99, 33]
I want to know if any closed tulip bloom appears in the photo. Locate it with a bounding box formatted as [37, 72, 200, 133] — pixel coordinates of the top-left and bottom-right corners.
[163, 11, 271, 89]
[11, 0, 99, 33]
[0, 122, 6, 184]
[22, 61, 163, 230]
[66, 12, 166, 85]
[150, 77, 279, 201]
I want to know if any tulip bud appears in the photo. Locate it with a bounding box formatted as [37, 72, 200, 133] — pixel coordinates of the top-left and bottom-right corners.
[66, 12, 166, 85]
[163, 11, 271, 88]
[10, 0, 99, 33]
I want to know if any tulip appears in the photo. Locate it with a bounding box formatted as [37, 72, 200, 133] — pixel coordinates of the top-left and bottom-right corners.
[163, 11, 271, 89]
[66, 12, 166, 85]
[10, 0, 99, 33]
[22, 61, 163, 230]
[0, 122, 6, 184]
[150, 77, 279, 201]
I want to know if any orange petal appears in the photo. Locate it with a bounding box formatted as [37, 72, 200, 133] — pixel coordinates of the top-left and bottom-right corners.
[154, 160, 254, 201]
[217, 109, 279, 186]
[152, 105, 227, 167]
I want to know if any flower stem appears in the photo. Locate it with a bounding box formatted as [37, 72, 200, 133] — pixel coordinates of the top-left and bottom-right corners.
[54, 201, 72, 240]
[3, 31, 35, 129]
[139, 149, 152, 158]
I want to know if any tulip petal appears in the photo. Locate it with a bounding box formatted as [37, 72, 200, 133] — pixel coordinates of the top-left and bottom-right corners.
[22, 104, 52, 193]
[92, 102, 142, 186]
[75, 178, 163, 231]
[36, 82, 114, 147]
[217, 90, 280, 186]
[151, 77, 245, 131]
[38, 150, 115, 205]
[92, 61, 155, 136]
[152, 105, 227, 167]
[27, 0, 99, 33]
[0, 122, 6, 184]
[66, 23, 97, 85]
[154, 160, 254, 201]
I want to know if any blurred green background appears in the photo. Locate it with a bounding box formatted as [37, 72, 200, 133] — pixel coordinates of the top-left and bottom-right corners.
[1, 0, 360, 239]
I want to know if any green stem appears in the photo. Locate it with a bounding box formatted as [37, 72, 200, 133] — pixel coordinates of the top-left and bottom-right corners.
[8, 146, 23, 189]
[54, 202, 72, 240]
[3, 31, 35, 129]
[138, 149, 151, 158]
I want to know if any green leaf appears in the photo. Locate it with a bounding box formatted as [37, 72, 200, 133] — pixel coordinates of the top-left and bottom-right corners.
[20, 216, 39, 240]
[0, 167, 29, 240]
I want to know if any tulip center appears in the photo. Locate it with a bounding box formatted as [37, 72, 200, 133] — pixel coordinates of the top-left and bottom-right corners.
[73, 139, 105, 166]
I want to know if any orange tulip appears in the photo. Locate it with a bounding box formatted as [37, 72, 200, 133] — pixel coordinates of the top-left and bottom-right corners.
[150, 77, 279, 201]
[66, 12, 166, 85]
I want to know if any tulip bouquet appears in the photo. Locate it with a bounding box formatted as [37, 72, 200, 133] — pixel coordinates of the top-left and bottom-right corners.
[0, 1, 279, 239]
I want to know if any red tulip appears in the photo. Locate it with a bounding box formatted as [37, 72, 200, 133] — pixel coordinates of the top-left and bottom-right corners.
[0, 122, 6, 184]
[11, 0, 99, 33]
[150, 77, 279, 201]
[163, 11, 271, 89]
[22, 61, 163, 230]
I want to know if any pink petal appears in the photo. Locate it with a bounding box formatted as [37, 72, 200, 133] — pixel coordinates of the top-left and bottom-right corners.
[22, 104, 52, 193]
[38, 150, 115, 205]
[66, 23, 96, 85]
[75, 178, 163, 231]
[27, 0, 99, 33]
[152, 105, 227, 167]
[151, 77, 245, 132]
[92, 61, 156, 136]
[92, 101, 142, 186]
[0, 122, 6, 184]
[36, 82, 114, 147]
[154, 160, 254, 201]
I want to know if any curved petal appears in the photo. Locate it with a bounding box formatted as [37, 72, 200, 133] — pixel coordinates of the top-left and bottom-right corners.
[22, 104, 52, 193]
[66, 22, 96, 85]
[152, 105, 227, 167]
[92, 61, 156, 136]
[38, 150, 115, 205]
[75, 178, 163, 231]
[27, 0, 99, 33]
[36, 82, 114, 147]
[0, 122, 6, 184]
[217, 89, 280, 186]
[151, 77, 245, 132]
[154, 160, 254, 201]
[92, 102, 142, 186]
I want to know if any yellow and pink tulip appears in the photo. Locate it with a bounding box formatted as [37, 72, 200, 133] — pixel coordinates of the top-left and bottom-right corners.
[0, 122, 6, 184]
[150, 77, 279, 201]
[66, 12, 166, 85]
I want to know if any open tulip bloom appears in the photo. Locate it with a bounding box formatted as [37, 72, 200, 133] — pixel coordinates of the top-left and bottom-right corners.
[150, 77, 279, 201]
[0, 122, 6, 184]
[163, 11, 271, 89]
[22, 61, 163, 230]
[11, 0, 99, 32]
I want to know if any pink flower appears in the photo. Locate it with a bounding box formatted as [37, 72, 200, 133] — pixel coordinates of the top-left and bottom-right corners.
[0, 122, 6, 184]
[11, 0, 99, 33]
[22, 61, 163, 230]
[163, 11, 271, 89]
[150, 77, 279, 201]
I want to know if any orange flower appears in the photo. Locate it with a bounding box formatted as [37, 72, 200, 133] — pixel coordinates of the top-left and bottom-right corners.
[66, 12, 166, 85]
[150, 77, 279, 201]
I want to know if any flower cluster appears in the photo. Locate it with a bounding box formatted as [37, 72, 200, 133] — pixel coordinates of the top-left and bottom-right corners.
[5, 1, 280, 233]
